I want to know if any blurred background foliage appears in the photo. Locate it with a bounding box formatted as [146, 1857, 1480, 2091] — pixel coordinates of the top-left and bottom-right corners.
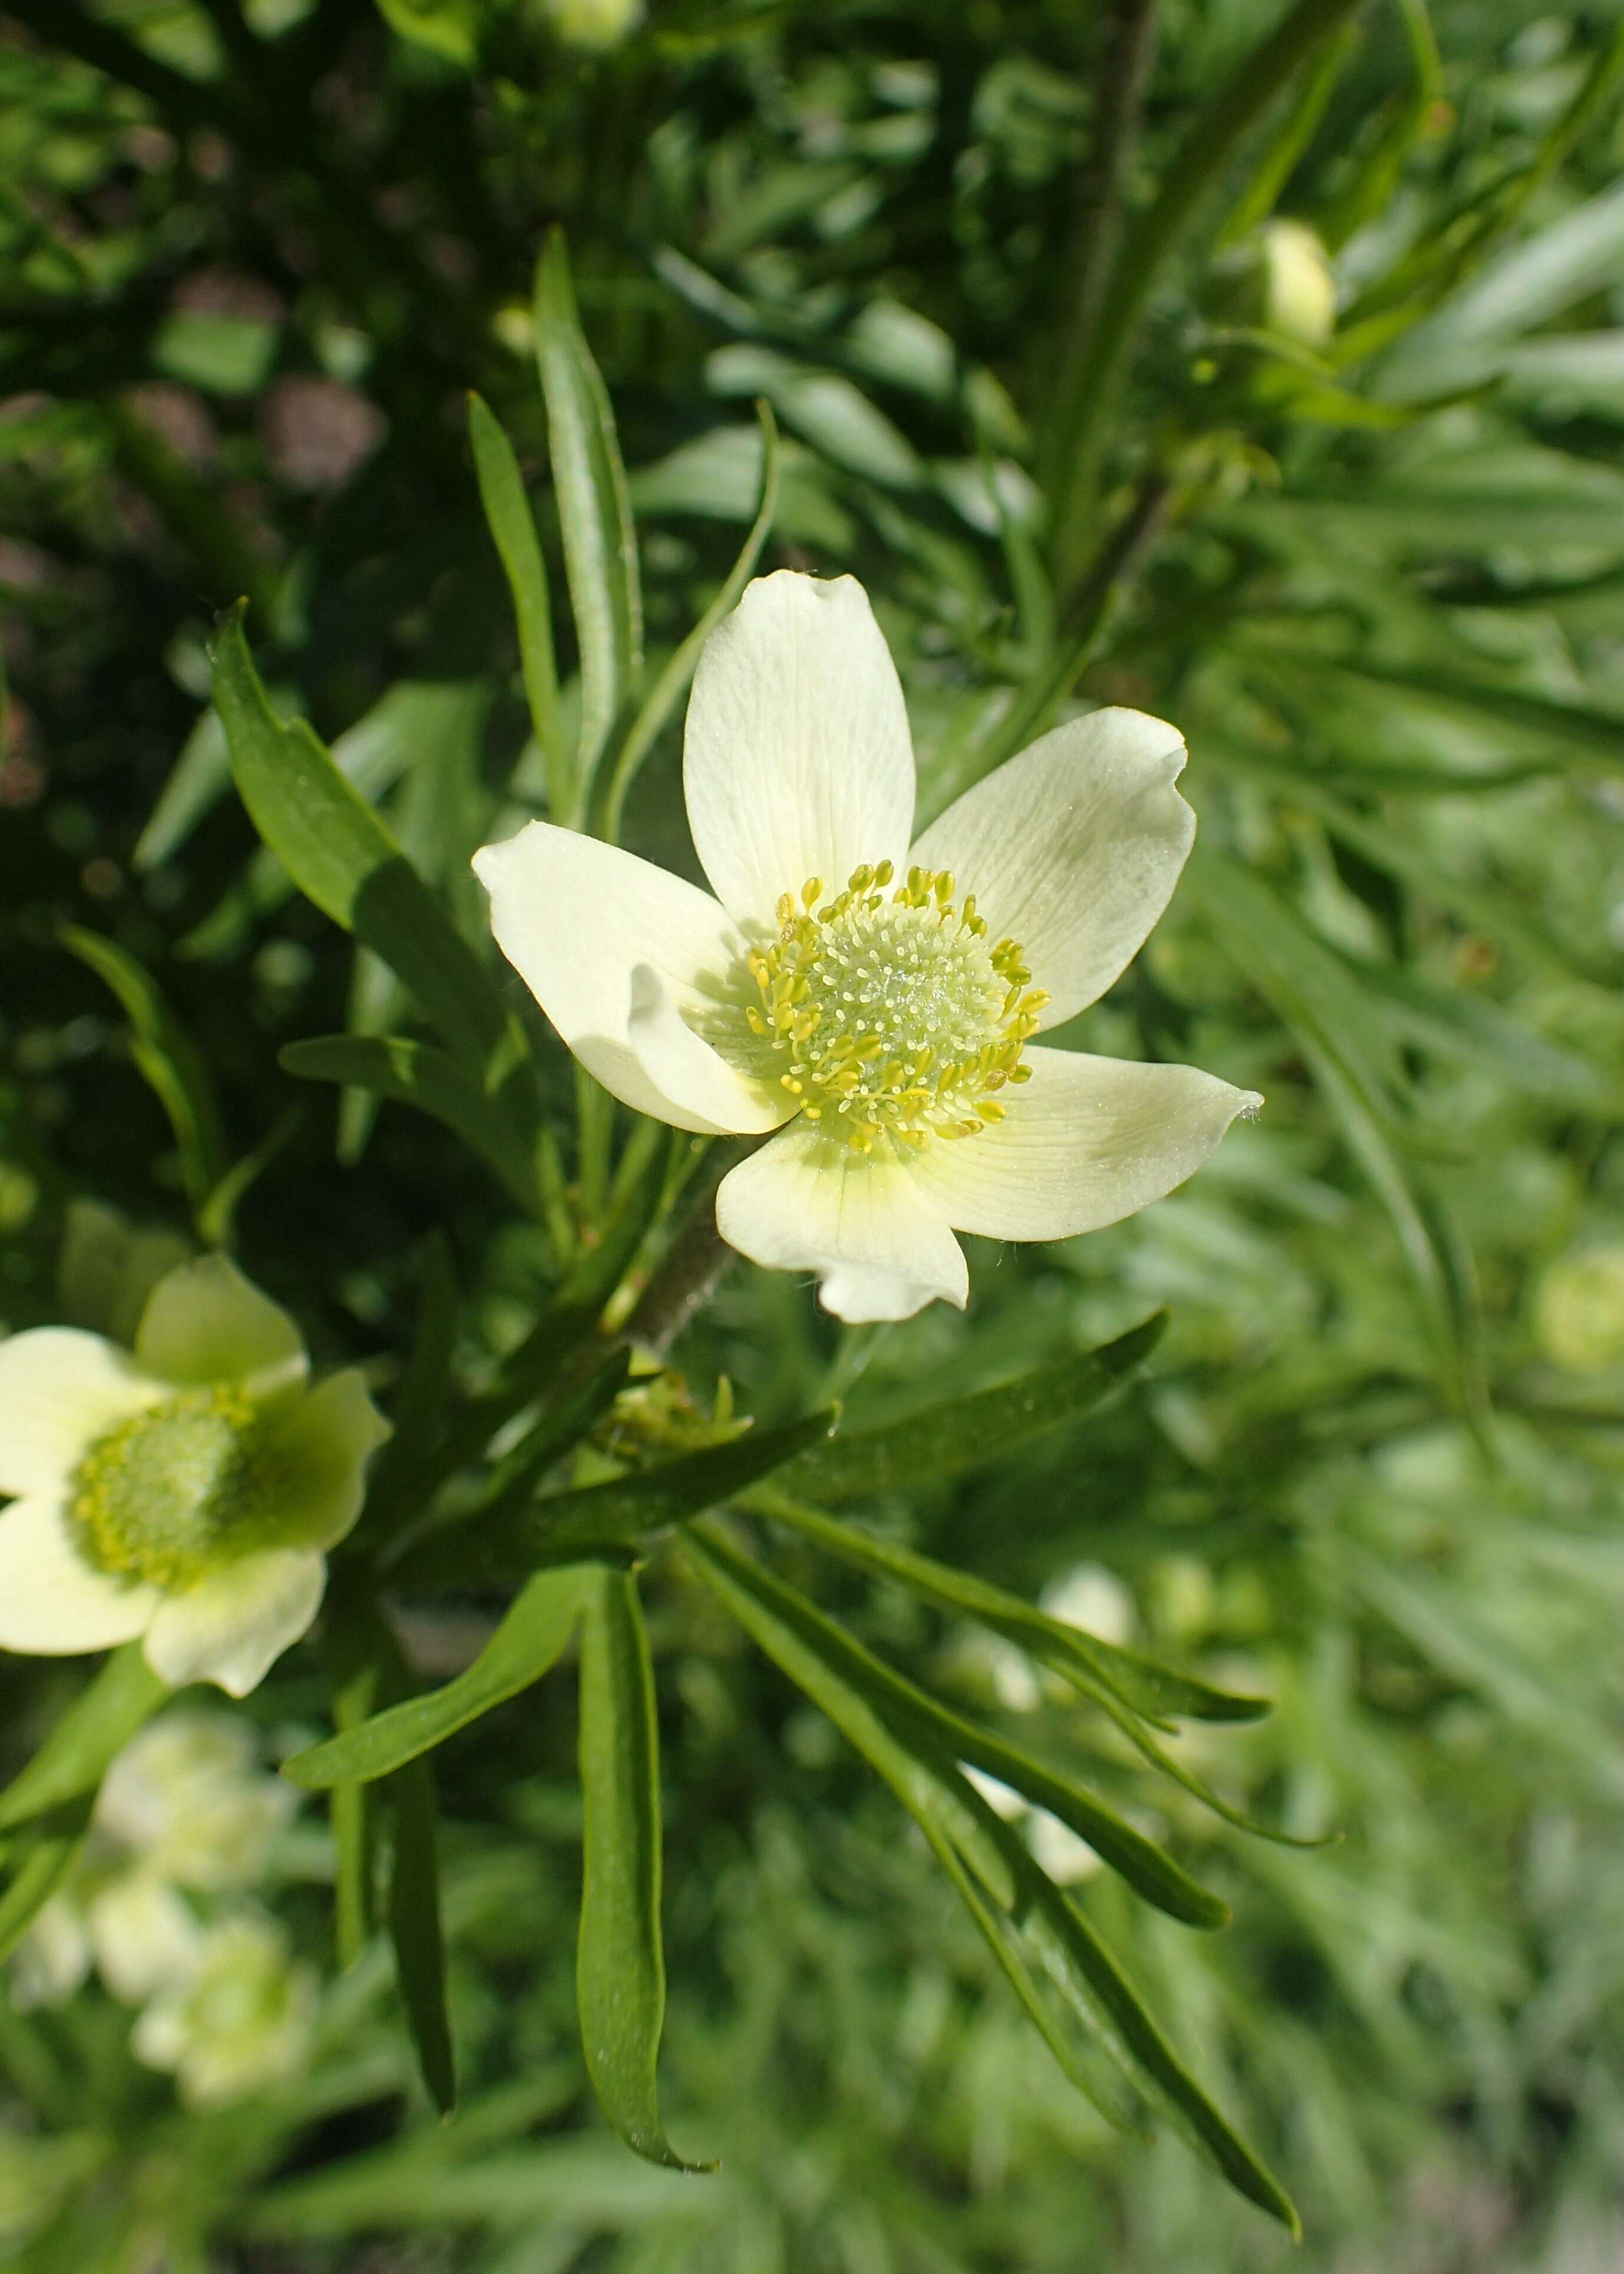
[5, 0, 1624, 2266]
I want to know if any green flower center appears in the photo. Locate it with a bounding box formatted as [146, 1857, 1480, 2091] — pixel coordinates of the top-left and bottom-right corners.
[714, 862, 1047, 1154]
[71, 1387, 289, 1588]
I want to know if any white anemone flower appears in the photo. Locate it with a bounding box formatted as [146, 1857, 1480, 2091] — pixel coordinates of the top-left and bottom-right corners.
[0, 1255, 388, 1695]
[475, 570, 1259, 1323]
[130, 1912, 317, 2108]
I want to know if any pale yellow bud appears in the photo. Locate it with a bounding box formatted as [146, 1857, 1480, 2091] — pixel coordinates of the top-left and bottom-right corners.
[1261, 219, 1337, 347]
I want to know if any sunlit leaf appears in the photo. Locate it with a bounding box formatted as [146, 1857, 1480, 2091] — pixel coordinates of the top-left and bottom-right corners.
[533, 230, 642, 808]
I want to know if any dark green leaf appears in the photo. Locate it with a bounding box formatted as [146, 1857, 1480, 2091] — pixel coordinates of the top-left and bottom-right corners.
[577, 1568, 711, 2170]
[684, 1526, 1297, 2228]
[285, 1565, 591, 1789]
[131, 704, 229, 872]
[210, 608, 513, 1073]
[388, 1754, 456, 2114]
[346, 1231, 459, 1559]
[747, 1491, 1267, 1728]
[467, 391, 568, 818]
[396, 1407, 836, 1590]
[61, 925, 228, 1212]
[1189, 851, 1489, 1431]
[279, 1034, 542, 1217]
[700, 1517, 1227, 1927]
[0, 1643, 168, 1833]
[777, 1316, 1164, 1503]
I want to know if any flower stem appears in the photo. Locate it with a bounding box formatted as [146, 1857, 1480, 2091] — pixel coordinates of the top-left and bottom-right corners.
[1047, 0, 1365, 594]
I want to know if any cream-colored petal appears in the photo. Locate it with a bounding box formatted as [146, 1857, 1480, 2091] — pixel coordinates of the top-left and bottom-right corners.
[143, 1549, 325, 1697]
[910, 708, 1195, 1027]
[716, 1121, 967, 1322]
[627, 965, 790, 1136]
[135, 1256, 307, 1400]
[0, 1328, 160, 1497]
[684, 571, 915, 927]
[260, 1370, 391, 1553]
[908, 1046, 1260, 1241]
[474, 820, 779, 1134]
[0, 1493, 159, 1654]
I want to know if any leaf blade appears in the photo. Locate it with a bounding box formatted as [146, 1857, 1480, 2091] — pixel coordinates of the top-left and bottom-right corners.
[778, 1316, 1164, 1504]
[577, 1568, 710, 2171]
[285, 1565, 591, 1789]
[535, 230, 642, 811]
[210, 608, 513, 1072]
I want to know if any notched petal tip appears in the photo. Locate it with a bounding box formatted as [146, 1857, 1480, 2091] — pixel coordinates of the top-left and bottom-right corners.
[715, 1122, 969, 1323]
[143, 1548, 326, 1697]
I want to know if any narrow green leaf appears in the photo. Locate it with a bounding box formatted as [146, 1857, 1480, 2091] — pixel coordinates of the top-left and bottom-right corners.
[285, 1566, 591, 1789]
[456, 1349, 636, 1530]
[747, 1491, 1267, 1729]
[1317, 0, 1441, 251]
[997, 1828, 1300, 2232]
[131, 703, 229, 872]
[1360, 963, 1624, 1116]
[396, 1407, 836, 1590]
[0, 1643, 167, 1833]
[1207, 725, 1600, 980]
[777, 1316, 1164, 1504]
[534, 230, 643, 809]
[60, 926, 228, 1212]
[685, 1527, 1298, 2228]
[210, 608, 513, 1073]
[197, 1104, 304, 1251]
[686, 1531, 1134, 2123]
[388, 1754, 457, 2114]
[1189, 852, 1490, 1431]
[577, 1568, 711, 2171]
[321, 1593, 386, 1969]
[467, 392, 569, 819]
[279, 1034, 542, 1217]
[1340, 660, 1624, 779]
[1215, 19, 1358, 248]
[595, 400, 779, 841]
[0, 1802, 94, 1966]
[348, 1231, 459, 1558]
[695, 1521, 1227, 1928]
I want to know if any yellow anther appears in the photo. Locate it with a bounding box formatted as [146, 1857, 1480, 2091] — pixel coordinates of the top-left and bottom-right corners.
[874, 859, 894, 886]
[802, 877, 823, 908]
[776, 892, 794, 925]
[975, 1100, 1005, 1121]
[934, 872, 955, 907]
